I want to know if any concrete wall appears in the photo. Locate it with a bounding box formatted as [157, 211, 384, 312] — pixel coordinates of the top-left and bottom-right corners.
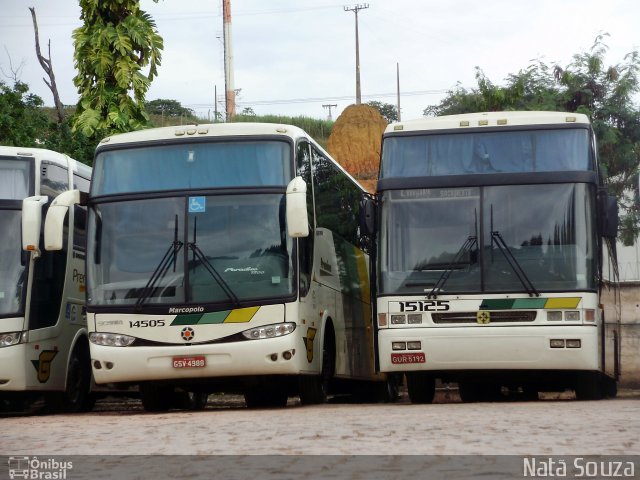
[617, 283, 640, 387]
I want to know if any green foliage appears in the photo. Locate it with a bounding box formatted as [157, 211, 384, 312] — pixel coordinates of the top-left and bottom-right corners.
[145, 98, 194, 118]
[42, 116, 96, 166]
[425, 35, 640, 244]
[366, 101, 398, 123]
[0, 81, 49, 146]
[72, 0, 163, 137]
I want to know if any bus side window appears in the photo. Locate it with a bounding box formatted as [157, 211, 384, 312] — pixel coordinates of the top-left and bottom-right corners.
[296, 140, 314, 297]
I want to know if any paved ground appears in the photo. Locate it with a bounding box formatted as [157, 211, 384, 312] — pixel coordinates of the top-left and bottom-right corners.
[2, 389, 639, 456]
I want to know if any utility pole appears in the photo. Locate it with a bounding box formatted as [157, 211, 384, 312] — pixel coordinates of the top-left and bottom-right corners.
[396, 62, 401, 122]
[344, 3, 369, 105]
[322, 103, 337, 121]
[222, 0, 235, 120]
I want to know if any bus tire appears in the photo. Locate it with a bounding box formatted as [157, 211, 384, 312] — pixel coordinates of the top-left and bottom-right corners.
[574, 372, 603, 401]
[140, 383, 174, 412]
[375, 373, 402, 403]
[406, 372, 435, 404]
[299, 325, 335, 405]
[47, 343, 93, 413]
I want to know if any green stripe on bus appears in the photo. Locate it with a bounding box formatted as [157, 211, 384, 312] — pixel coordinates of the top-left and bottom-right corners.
[171, 313, 204, 325]
[200, 311, 232, 324]
[479, 299, 515, 310]
[512, 298, 548, 309]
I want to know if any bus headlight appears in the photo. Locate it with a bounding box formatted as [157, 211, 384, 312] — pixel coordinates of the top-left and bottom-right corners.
[90, 332, 135, 347]
[391, 314, 406, 325]
[564, 311, 580, 321]
[0, 332, 24, 347]
[547, 311, 563, 321]
[241, 322, 296, 340]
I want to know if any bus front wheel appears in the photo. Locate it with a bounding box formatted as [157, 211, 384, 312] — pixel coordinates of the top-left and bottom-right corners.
[574, 372, 604, 401]
[47, 343, 93, 413]
[299, 326, 335, 405]
[406, 372, 435, 404]
[140, 383, 174, 412]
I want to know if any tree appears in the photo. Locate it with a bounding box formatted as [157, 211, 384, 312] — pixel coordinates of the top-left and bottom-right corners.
[30, 7, 65, 125]
[0, 81, 49, 146]
[145, 98, 194, 118]
[424, 35, 640, 244]
[72, 0, 163, 137]
[366, 100, 398, 123]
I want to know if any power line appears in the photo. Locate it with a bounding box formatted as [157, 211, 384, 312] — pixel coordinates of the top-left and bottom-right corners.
[184, 89, 449, 109]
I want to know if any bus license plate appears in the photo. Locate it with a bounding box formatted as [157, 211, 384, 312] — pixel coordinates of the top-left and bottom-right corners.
[391, 353, 426, 364]
[172, 356, 206, 368]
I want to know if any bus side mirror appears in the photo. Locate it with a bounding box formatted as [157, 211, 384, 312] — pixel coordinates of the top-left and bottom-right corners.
[603, 195, 619, 239]
[22, 196, 49, 257]
[359, 196, 376, 237]
[286, 176, 309, 238]
[44, 190, 86, 251]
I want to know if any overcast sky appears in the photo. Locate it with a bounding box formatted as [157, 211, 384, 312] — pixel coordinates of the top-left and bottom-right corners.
[1, 0, 639, 122]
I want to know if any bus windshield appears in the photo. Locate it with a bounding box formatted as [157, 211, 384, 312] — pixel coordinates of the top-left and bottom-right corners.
[0, 159, 32, 200]
[379, 184, 596, 295]
[0, 209, 26, 316]
[87, 193, 294, 307]
[380, 128, 591, 178]
[92, 140, 291, 196]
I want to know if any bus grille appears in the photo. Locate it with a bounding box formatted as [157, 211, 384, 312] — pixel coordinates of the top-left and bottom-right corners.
[431, 311, 537, 324]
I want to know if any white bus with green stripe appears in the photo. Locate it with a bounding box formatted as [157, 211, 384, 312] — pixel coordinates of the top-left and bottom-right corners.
[0, 146, 93, 413]
[45, 123, 390, 410]
[367, 111, 620, 402]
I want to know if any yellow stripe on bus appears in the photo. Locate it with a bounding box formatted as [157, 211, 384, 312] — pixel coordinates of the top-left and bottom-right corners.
[224, 306, 260, 323]
[544, 297, 581, 309]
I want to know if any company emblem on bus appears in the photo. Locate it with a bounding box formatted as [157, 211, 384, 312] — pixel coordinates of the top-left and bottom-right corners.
[181, 327, 195, 341]
[30, 350, 58, 383]
[304, 327, 317, 362]
[477, 311, 491, 324]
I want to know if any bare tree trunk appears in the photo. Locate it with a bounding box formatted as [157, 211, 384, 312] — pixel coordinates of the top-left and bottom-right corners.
[29, 6, 65, 124]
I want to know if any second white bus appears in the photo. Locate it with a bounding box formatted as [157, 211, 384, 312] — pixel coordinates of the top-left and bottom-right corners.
[46, 123, 392, 410]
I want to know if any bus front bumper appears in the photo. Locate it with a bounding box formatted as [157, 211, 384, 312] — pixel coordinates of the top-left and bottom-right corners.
[378, 325, 600, 373]
[90, 334, 312, 384]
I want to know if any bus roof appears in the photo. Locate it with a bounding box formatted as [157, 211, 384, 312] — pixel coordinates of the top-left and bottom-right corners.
[0, 145, 91, 178]
[385, 111, 590, 134]
[97, 123, 312, 148]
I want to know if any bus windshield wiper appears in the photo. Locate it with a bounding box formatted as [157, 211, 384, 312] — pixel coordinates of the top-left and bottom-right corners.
[427, 235, 477, 299]
[188, 217, 240, 307]
[491, 230, 540, 297]
[135, 215, 183, 310]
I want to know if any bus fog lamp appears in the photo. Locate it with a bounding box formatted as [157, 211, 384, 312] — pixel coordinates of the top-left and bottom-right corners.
[566, 339, 581, 348]
[547, 311, 563, 321]
[550, 339, 565, 348]
[392, 342, 406, 351]
[0, 332, 23, 347]
[407, 341, 421, 350]
[391, 314, 406, 325]
[407, 314, 422, 324]
[564, 311, 580, 321]
[241, 322, 295, 340]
